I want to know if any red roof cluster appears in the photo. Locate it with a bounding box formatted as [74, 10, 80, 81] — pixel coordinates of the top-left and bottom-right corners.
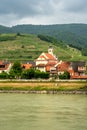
[57, 61, 70, 72]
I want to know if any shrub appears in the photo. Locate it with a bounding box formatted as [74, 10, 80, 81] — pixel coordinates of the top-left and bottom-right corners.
[59, 71, 70, 79]
[0, 72, 8, 79]
[21, 68, 35, 79]
[21, 69, 50, 79]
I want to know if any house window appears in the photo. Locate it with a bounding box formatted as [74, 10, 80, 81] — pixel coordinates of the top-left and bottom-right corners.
[22, 66, 25, 69]
[0, 65, 5, 68]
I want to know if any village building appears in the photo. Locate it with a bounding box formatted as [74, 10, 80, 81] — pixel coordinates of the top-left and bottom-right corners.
[22, 61, 35, 70]
[56, 61, 70, 75]
[56, 61, 87, 79]
[35, 46, 59, 75]
[0, 61, 12, 73]
[68, 61, 87, 79]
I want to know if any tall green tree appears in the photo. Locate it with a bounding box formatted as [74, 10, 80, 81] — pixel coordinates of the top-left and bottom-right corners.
[11, 61, 22, 78]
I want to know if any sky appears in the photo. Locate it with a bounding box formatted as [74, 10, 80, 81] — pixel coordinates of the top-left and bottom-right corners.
[0, 0, 87, 26]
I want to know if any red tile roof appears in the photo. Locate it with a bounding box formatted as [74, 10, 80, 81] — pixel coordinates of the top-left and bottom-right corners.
[46, 61, 57, 66]
[39, 55, 46, 59]
[37, 53, 57, 61]
[44, 53, 57, 60]
[22, 64, 33, 70]
[68, 69, 74, 74]
[0, 61, 3, 64]
[58, 62, 70, 71]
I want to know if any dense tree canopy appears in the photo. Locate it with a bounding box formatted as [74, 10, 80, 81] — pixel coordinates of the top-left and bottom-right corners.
[59, 71, 70, 79]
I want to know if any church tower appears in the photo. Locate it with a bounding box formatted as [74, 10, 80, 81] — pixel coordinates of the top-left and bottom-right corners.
[48, 46, 53, 55]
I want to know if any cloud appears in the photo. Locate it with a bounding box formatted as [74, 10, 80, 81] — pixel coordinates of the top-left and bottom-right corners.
[0, 0, 87, 26]
[0, 0, 54, 17]
[61, 0, 87, 13]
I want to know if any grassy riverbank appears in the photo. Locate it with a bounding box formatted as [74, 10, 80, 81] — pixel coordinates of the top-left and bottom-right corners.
[0, 80, 87, 93]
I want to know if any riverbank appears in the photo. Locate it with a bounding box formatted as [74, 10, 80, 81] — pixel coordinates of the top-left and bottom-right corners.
[0, 80, 87, 94]
[0, 90, 87, 94]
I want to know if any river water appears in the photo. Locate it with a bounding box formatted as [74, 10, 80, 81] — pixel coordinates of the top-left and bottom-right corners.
[0, 94, 87, 130]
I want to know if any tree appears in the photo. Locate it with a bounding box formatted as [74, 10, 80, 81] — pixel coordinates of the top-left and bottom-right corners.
[11, 61, 22, 78]
[34, 70, 41, 79]
[21, 68, 35, 79]
[82, 48, 87, 56]
[8, 70, 15, 79]
[0, 72, 8, 79]
[16, 32, 21, 36]
[21, 69, 50, 79]
[59, 71, 70, 79]
[85, 64, 87, 75]
[27, 68, 35, 79]
[40, 72, 50, 79]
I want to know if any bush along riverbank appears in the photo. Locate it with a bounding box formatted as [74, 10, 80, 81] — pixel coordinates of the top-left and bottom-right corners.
[0, 80, 87, 94]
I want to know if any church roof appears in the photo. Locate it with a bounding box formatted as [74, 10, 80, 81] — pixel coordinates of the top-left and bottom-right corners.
[38, 52, 57, 61]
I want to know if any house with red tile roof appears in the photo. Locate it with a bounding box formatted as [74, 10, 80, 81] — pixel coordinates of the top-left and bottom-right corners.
[36, 64, 46, 72]
[68, 61, 87, 79]
[22, 62, 35, 70]
[56, 61, 87, 79]
[46, 62, 58, 75]
[56, 61, 70, 75]
[0, 61, 12, 73]
[22, 63, 33, 70]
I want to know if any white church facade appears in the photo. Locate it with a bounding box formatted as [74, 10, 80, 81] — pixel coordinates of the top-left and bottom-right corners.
[35, 46, 59, 74]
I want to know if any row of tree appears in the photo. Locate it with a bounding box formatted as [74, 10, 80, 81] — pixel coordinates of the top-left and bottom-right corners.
[0, 61, 49, 79]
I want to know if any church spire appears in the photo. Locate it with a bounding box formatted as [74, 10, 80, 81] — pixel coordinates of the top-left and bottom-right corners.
[48, 46, 53, 55]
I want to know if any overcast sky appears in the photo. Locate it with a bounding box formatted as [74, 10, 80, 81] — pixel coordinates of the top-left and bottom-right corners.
[0, 0, 87, 26]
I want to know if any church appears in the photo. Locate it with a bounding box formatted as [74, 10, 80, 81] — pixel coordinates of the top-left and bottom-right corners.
[35, 46, 59, 74]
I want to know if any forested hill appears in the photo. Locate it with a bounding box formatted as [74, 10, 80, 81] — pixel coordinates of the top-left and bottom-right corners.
[0, 24, 87, 50]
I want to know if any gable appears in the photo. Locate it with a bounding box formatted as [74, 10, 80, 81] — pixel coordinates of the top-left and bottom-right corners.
[37, 52, 57, 61]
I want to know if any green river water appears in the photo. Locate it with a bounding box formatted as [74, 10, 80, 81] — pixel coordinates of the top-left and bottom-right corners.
[0, 94, 87, 130]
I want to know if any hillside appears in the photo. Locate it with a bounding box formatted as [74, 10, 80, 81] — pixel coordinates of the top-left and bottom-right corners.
[0, 33, 87, 61]
[0, 25, 12, 33]
[0, 24, 87, 50]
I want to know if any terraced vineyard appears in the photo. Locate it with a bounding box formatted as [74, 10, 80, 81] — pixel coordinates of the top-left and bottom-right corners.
[0, 33, 87, 61]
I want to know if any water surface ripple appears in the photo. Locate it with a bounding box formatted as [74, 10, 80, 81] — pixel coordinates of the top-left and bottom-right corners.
[0, 94, 87, 130]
